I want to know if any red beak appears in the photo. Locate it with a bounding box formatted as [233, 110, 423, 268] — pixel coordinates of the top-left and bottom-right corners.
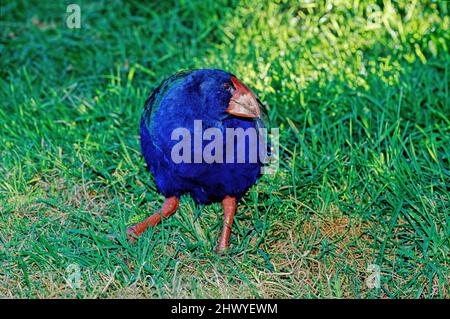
[226, 76, 261, 119]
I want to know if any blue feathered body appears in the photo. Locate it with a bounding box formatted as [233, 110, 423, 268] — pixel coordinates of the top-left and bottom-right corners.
[140, 69, 267, 205]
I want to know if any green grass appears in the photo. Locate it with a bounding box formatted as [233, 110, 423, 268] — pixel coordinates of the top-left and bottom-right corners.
[1, 0, 449, 298]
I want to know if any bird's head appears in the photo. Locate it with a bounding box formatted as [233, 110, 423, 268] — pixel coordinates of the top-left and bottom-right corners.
[180, 69, 266, 122]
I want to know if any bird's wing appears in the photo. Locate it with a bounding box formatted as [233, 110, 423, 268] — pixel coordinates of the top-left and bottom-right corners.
[141, 69, 195, 128]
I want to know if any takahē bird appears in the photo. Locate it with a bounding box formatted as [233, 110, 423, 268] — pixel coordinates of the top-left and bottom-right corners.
[127, 69, 269, 252]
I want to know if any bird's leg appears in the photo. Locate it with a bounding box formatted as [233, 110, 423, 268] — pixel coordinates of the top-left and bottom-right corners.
[127, 196, 179, 241]
[216, 195, 237, 253]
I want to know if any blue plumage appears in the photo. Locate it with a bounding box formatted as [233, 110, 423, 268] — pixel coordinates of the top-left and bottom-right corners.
[140, 69, 267, 204]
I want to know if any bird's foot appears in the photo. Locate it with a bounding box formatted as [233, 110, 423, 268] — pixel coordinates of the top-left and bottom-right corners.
[126, 196, 179, 243]
[126, 224, 142, 242]
[215, 244, 230, 255]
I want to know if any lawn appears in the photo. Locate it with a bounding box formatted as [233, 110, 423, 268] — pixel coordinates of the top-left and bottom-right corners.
[0, 0, 449, 298]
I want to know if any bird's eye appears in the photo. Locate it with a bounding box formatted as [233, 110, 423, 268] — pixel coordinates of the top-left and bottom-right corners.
[223, 82, 235, 94]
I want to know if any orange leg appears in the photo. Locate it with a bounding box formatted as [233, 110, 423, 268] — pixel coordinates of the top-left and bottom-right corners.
[216, 195, 237, 253]
[127, 196, 179, 241]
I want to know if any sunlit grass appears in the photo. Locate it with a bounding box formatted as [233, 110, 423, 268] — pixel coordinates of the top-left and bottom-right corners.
[0, 0, 449, 298]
